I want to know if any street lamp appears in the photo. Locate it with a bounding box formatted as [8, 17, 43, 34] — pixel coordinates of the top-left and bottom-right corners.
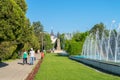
[42, 32, 43, 51]
[39, 32, 44, 51]
[40, 31, 47, 51]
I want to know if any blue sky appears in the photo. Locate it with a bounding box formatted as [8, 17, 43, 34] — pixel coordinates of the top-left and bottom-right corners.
[26, 0, 120, 34]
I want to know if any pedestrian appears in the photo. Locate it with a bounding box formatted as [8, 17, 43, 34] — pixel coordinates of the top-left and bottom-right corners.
[23, 50, 28, 64]
[29, 48, 35, 65]
[43, 50, 46, 55]
[41, 51, 44, 59]
[34, 50, 37, 61]
[37, 49, 41, 59]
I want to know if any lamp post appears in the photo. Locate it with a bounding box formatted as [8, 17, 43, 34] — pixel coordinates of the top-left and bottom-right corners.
[40, 32, 44, 51]
[40, 31, 46, 51]
[42, 32, 43, 51]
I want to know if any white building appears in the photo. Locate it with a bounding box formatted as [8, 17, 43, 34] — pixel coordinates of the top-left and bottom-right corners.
[64, 33, 73, 40]
[50, 29, 57, 44]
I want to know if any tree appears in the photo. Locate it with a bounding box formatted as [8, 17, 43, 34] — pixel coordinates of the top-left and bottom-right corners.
[0, 0, 26, 42]
[43, 33, 52, 50]
[0, 0, 28, 59]
[32, 21, 43, 35]
[65, 40, 81, 55]
[57, 32, 60, 38]
[0, 0, 47, 60]
[0, 0, 40, 60]
[32, 21, 44, 50]
[14, 0, 27, 13]
[59, 33, 65, 49]
[89, 23, 105, 38]
[64, 32, 88, 55]
[0, 41, 17, 60]
[73, 32, 88, 42]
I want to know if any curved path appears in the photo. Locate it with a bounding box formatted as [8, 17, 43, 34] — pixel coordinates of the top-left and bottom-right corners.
[0, 54, 40, 80]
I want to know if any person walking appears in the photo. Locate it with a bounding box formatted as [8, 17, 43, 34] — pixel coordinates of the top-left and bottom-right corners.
[41, 51, 44, 59]
[23, 50, 28, 65]
[29, 48, 35, 65]
[43, 50, 46, 55]
[37, 49, 41, 59]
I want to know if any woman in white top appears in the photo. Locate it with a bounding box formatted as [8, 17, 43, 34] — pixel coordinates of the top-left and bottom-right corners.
[29, 48, 35, 65]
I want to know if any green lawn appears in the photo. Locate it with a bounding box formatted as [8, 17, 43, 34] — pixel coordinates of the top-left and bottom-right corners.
[35, 53, 120, 80]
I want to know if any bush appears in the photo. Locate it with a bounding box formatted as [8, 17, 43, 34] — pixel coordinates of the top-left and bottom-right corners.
[65, 40, 81, 55]
[0, 41, 17, 60]
[11, 52, 18, 59]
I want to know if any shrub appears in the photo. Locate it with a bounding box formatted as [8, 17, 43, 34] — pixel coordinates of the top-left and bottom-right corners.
[0, 41, 17, 60]
[11, 52, 18, 59]
[66, 40, 81, 55]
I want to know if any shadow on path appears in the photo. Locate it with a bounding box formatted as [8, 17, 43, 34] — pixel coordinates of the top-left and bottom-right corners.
[0, 62, 8, 68]
[18, 62, 30, 65]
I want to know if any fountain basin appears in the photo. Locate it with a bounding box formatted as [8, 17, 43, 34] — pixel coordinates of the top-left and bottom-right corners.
[70, 56, 120, 75]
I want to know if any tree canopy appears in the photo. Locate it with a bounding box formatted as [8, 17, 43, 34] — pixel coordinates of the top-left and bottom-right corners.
[89, 23, 106, 38]
[14, 0, 27, 13]
[32, 21, 44, 36]
[0, 0, 26, 42]
[0, 0, 43, 60]
[64, 32, 88, 55]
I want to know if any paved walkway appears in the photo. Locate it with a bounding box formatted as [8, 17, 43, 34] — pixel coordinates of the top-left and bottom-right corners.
[0, 53, 41, 80]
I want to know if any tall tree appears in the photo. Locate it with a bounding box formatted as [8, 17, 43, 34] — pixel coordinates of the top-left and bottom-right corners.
[0, 0, 27, 59]
[89, 23, 105, 38]
[64, 32, 88, 55]
[0, 0, 43, 60]
[73, 32, 88, 42]
[14, 0, 27, 13]
[32, 21, 43, 35]
[43, 33, 52, 50]
[59, 33, 65, 49]
[32, 21, 44, 49]
[57, 32, 60, 38]
[0, 0, 26, 42]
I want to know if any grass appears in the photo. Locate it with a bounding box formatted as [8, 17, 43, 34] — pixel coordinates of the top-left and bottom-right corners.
[2, 59, 15, 62]
[35, 53, 120, 80]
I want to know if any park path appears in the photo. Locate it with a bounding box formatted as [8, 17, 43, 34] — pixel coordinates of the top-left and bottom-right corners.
[0, 53, 40, 80]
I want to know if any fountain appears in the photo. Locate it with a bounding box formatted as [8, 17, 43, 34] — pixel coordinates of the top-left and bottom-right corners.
[82, 24, 120, 62]
[70, 23, 120, 75]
